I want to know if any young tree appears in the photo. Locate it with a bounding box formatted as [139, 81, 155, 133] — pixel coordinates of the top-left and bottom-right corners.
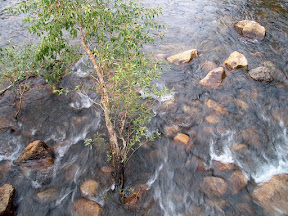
[16, 0, 164, 187]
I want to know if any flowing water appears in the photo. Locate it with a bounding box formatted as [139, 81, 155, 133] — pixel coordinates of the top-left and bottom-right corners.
[0, 0, 288, 215]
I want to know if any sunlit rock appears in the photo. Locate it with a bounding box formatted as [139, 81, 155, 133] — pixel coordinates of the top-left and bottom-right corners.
[228, 170, 248, 195]
[253, 174, 288, 216]
[167, 49, 198, 65]
[200, 61, 217, 72]
[213, 161, 237, 172]
[205, 115, 220, 124]
[73, 199, 102, 216]
[0, 184, 14, 216]
[14, 140, 54, 170]
[224, 51, 248, 70]
[248, 67, 273, 82]
[173, 133, 190, 145]
[205, 99, 228, 115]
[199, 67, 226, 88]
[37, 189, 59, 202]
[200, 177, 227, 198]
[234, 20, 266, 41]
[80, 179, 99, 198]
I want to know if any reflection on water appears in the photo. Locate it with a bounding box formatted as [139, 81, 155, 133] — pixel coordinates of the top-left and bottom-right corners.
[0, 0, 288, 215]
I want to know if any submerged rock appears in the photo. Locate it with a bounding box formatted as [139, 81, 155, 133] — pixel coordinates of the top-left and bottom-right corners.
[0, 184, 14, 216]
[205, 115, 220, 124]
[80, 179, 99, 198]
[234, 20, 266, 41]
[228, 170, 248, 195]
[199, 67, 226, 88]
[205, 99, 228, 115]
[224, 51, 248, 70]
[173, 133, 190, 145]
[167, 49, 198, 65]
[37, 189, 59, 202]
[73, 199, 102, 216]
[248, 66, 273, 82]
[200, 177, 227, 198]
[200, 61, 217, 72]
[14, 140, 54, 170]
[253, 174, 288, 216]
[124, 184, 148, 210]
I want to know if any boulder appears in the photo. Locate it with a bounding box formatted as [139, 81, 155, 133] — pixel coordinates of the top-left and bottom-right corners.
[0, 184, 14, 216]
[73, 199, 102, 216]
[228, 170, 248, 195]
[167, 49, 198, 65]
[248, 67, 273, 82]
[14, 140, 54, 170]
[234, 20, 266, 41]
[205, 115, 220, 124]
[253, 174, 288, 216]
[37, 189, 59, 202]
[205, 99, 228, 115]
[173, 133, 190, 145]
[199, 67, 226, 88]
[80, 180, 99, 198]
[200, 177, 227, 198]
[224, 51, 248, 70]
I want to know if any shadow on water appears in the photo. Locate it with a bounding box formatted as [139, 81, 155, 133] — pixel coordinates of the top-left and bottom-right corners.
[0, 0, 288, 215]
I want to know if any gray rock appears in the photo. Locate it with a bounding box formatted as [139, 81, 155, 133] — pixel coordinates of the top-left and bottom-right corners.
[248, 67, 273, 82]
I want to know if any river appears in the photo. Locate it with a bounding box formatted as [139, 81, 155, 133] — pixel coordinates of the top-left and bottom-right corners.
[0, 0, 288, 215]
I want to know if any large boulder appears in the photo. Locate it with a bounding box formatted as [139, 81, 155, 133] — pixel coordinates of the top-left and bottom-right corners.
[234, 20, 266, 41]
[0, 184, 14, 216]
[200, 177, 227, 198]
[248, 67, 273, 82]
[73, 199, 102, 216]
[253, 174, 288, 216]
[14, 140, 54, 170]
[224, 51, 248, 70]
[199, 67, 226, 89]
[167, 49, 198, 65]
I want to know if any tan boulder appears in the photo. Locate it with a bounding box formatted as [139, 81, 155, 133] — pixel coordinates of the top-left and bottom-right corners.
[234, 20, 266, 41]
[248, 67, 273, 82]
[228, 170, 248, 195]
[0, 184, 14, 216]
[200, 177, 227, 198]
[224, 51, 248, 70]
[200, 67, 226, 88]
[205, 99, 228, 115]
[80, 180, 99, 198]
[73, 199, 102, 216]
[167, 49, 198, 65]
[253, 174, 288, 215]
[173, 133, 190, 145]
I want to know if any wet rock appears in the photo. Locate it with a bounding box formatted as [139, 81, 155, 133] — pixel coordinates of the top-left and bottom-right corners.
[14, 140, 54, 170]
[124, 184, 148, 210]
[232, 144, 248, 153]
[65, 164, 80, 182]
[200, 177, 227, 198]
[235, 99, 249, 110]
[73, 199, 103, 216]
[163, 125, 180, 137]
[248, 67, 273, 82]
[100, 166, 113, 174]
[205, 115, 220, 124]
[228, 170, 248, 195]
[205, 99, 228, 115]
[234, 20, 266, 41]
[186, 156, 210, 173]
[0, 184, 14, 216]
[224, 51, 248, 70]
[200, 61, 217, 72]
[253, 174, 288, 216]
[167, 49, 198, 65]
[241, 126, 261, 148]
[213, 161, 237, 172]
[37, 189, 59, 202]
[236, 203, 255, 215]
[206, 199, 226, 209]
[173, 133, 190, 145]
[199, 67, 226, 88]
[80, 179, 99, 198]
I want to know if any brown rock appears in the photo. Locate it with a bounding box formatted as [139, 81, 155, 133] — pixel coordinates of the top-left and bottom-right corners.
[206, 199, 226, 209]
[234, 20, 266, 41]
[124, 184, 148, 210]
[167, 49, 198, 65]
[205, 115, 220, 124]
[236, 203, 255, 215]
[241, 126, 261, 148]
[163, 125, 180, 137]
[235, 99, 249, 110]
[201, 61, 217, 72]
[173, 133, 190, 145]
[73, 199, 102, 216]
[100, 166, 113, 174]
[200, 177, 227, 198]
[224, 51, 248, 70]
[228, 170, 248, 195]
[248, 67, 273, 82]
[14, 140, 54, 168]
[213, 161, 237, 172]
[232, 144, 248, 153]
[206, 99, 228, 115]
[0, 184, 14, 216]
[253, 174, 288, 215]
[37, 189, 59, 202]
[65, 164, 79, 182]
[80, 180, 99, 198]
[200, 67, 226, 88]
